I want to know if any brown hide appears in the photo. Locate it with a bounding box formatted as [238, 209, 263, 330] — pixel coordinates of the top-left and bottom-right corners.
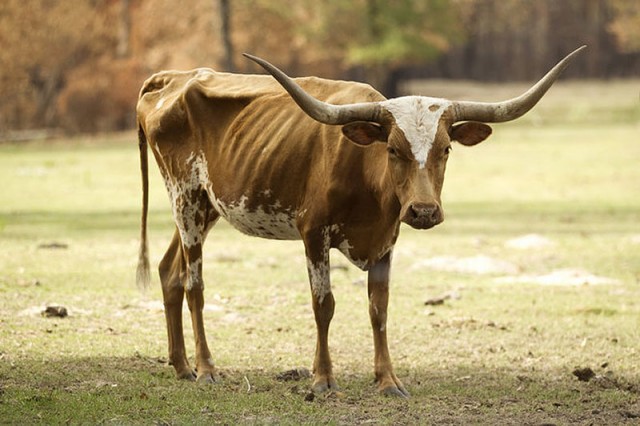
[137, 69, 400, 268]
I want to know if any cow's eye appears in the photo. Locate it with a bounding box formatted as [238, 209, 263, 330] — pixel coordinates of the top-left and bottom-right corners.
[387, 146, 398, 157]
[444, 145, 453, 155]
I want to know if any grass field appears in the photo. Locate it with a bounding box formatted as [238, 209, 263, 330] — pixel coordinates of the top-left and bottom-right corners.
[0, 80, 639, 424]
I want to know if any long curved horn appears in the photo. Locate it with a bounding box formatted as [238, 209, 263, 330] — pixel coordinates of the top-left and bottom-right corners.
[243, 53, 381, 125]
[452, 45, 586, 123]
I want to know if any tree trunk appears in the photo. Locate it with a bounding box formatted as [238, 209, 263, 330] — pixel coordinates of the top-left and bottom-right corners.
[219, 0, 235, 71]
[117, 0, 131, 58]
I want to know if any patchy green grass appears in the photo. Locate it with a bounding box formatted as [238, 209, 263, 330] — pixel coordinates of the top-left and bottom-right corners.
[0, 81, 639, 424]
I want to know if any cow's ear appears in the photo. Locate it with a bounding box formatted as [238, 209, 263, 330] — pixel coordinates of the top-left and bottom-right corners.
[450, 122, 492, 146]
[342, 122, 388, 146]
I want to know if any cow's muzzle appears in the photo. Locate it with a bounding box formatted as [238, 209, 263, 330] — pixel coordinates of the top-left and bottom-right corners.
[402, 202, 444, 230]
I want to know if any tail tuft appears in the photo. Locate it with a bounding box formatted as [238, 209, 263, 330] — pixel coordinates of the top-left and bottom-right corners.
[136, 238, 151, 290]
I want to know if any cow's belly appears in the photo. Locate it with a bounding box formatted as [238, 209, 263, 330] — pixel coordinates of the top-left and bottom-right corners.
[209, 193, 301, 240]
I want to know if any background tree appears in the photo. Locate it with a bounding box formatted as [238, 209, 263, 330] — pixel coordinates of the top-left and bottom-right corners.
[419, 0, 640, 80]
[257, 0, 464, 97]
[218, 0, 235, 71]
[0, 0, 638, 136]
[608, 0, 640, 52]
[0, 0, 114, 131]
[347, 0, 464, 96]
[117, 0, 132, 58]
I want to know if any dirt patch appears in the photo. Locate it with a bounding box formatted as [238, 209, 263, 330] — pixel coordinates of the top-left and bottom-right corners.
[504, 234, 554, 250]
[496, 269, 619, 286]
[431, 317, 509, 331]
[133, 300, 224, 313]
[275, 367, 311, 382]
[411, 255, 519, 275]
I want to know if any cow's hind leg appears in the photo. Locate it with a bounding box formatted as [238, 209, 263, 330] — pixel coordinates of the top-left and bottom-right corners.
[163, 160, 219, 383]
[159, 229, 195, 380]
[368, 251, 409, 397]
[177, 190, 219, 383]
[184, 215, 218, 384]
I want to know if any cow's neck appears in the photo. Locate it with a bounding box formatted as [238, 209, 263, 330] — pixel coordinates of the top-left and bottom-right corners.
[374, 159, 402, 223]
[352, 147, 403, 264]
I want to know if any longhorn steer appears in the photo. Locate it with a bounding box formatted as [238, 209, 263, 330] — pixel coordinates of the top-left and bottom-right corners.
[136, 46, 585, 397]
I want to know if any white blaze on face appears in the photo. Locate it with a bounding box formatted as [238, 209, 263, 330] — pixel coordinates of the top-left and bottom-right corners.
[382, 96, 451, 168]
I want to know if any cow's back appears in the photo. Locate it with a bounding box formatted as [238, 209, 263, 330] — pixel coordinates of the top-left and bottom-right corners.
[137, 68, 386, 240]
[137, 68, 383, 141]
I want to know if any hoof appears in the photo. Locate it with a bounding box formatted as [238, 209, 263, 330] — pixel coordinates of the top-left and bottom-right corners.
[196, 372, 217, 384]
[376, 372, 410, 398]
[311, 377, 339, 394]
[177, 370, 197, 381]
[382, 385, 410, 398]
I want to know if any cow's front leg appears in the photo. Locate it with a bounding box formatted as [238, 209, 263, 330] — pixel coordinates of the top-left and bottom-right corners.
[304, 231, 338, 393]
[368, 251, 409, 398]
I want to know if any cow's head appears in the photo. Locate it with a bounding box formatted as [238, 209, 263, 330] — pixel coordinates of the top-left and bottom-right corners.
[338, 97, 491, 229]
[244, 46, 585, 230]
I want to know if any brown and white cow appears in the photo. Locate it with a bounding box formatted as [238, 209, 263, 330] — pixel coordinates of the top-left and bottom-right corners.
[136, 46, 584, 397]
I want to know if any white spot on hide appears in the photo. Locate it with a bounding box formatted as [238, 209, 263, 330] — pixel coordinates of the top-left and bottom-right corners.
[163, 152, 210, 249]
[210, 195, 300, 240]
[158, 153, 212, 290]
[155, 97, 165, 110]
[307, 257, 330, 304]
[337, 238, 367, 270]
[382, 96, 450, 168]
[187, 258, 202, 290]
[156, 151, 216, 291]
[325, 224, 368, 270]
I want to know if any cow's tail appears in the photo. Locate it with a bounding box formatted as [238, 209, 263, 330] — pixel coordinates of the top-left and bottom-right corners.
[136, 123, 151, 290]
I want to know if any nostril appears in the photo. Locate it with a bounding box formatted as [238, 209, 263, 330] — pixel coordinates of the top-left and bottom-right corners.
[411, 203, 439, 219]
[404, 203, 443, 229]
[429, 206, 441, 221]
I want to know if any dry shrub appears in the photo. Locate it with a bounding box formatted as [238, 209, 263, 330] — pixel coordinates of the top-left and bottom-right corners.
[57, 58, 148, 134]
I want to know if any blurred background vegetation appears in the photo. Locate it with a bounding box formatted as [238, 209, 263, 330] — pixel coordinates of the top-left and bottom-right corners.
[0, 0, 638, 137]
